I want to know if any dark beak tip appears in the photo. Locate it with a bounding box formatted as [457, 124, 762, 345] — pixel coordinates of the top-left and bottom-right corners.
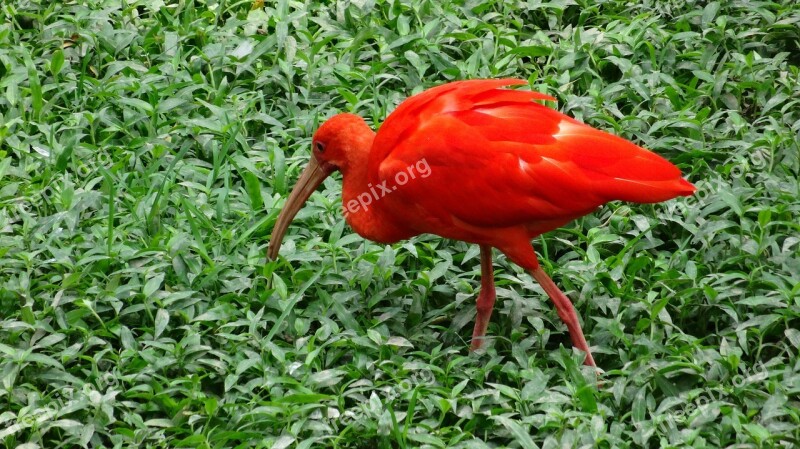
[266, 241, 280, 261]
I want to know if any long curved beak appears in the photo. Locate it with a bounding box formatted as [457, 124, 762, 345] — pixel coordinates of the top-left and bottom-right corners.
[267, 156, 335, 260]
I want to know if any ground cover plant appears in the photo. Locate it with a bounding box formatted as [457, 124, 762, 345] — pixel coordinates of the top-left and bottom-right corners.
[1, 0, 799, 447]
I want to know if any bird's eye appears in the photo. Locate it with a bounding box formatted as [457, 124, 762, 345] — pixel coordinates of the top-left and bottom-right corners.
[315, 142, 325, 153]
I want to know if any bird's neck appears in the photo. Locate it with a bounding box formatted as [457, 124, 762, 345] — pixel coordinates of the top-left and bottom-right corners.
[339, 131, 414, 244]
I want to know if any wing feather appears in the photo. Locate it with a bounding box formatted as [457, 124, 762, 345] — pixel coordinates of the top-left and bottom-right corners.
[370, 79, 695, 235]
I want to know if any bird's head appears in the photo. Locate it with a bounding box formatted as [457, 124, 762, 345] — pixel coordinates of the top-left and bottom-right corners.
[267, 113, 373, 260]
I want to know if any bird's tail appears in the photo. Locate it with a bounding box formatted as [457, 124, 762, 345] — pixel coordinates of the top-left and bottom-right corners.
[554, 120, 696, 203]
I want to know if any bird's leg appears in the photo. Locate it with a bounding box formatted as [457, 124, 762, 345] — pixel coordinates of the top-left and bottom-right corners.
[470, 244, 496, 351]
[530, 267, 597, 367]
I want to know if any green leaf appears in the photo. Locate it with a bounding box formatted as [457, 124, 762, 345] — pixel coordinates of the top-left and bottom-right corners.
[702, 2, 721, 27]
[23, 53, 43, 118]
[154, 308, 169, 339]
[275, 394, 333, 404]
[576, 385, 598, 413]
[50, 49, 65, 77]
[55, 145, 74, 173]
[0, 343, 17, 356]
[494, 416, 538, 449]
[510, 45, 552, 57]
[118, 97, 154, 113]
[242, 171, 264, 211]
[144, 274, 165, 298]
[204, 397, 218, 415]
[26, 353, 64, 369]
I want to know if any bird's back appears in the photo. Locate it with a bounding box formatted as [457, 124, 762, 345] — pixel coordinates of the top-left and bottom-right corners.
[369, 79, 695, 241]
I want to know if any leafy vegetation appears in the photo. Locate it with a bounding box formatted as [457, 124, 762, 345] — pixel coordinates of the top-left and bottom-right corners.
[1, 0, 799, 447]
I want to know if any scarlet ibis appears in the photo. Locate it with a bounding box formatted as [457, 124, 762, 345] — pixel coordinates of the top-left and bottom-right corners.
[267, 79, 695, 367]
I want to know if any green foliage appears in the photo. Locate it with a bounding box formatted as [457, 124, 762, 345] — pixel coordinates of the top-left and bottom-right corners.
[1, 0, 799, 448]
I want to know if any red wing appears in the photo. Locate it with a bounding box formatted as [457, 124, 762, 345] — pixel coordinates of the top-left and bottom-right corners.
[371, 80, 695, 231]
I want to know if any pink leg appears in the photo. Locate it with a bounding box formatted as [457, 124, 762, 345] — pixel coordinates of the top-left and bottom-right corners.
[530, 267, 596, 367]
[470, 245, 496, 351]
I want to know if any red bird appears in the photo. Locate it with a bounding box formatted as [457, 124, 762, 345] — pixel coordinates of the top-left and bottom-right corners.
[267, 79, 695, 367]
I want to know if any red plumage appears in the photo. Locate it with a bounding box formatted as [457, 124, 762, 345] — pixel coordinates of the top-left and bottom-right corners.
[373, 79, 693, 242]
